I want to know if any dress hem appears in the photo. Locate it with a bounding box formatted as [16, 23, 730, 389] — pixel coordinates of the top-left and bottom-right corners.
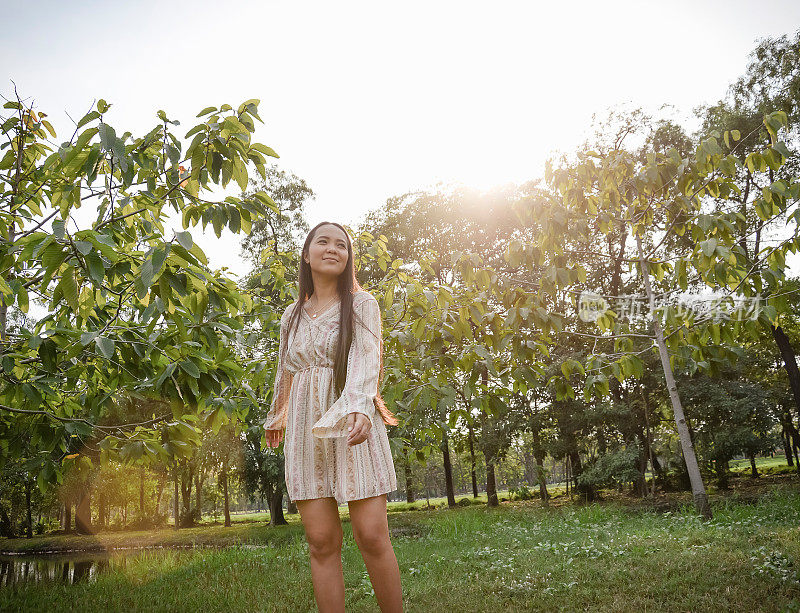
[291, 489, 397, 506]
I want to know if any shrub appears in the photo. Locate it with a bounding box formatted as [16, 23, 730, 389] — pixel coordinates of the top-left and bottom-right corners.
[127, 511, 169, 531]
[578, 446, 642, 489]
[509, 485, 535, 501]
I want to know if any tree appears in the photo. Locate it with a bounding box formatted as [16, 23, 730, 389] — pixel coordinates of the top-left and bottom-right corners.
[0, 87, 280, 514]
[484, 107, 799, 518]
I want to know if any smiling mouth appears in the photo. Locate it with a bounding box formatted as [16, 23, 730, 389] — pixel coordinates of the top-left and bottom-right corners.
[323, 258, 338, 262]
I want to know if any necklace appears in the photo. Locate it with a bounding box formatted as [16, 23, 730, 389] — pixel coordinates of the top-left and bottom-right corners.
[308, 294, 338, 319]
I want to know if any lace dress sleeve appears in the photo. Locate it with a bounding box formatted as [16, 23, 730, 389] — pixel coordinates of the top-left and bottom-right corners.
[263, 306, 294, 431]
[311, 294, 381, 438]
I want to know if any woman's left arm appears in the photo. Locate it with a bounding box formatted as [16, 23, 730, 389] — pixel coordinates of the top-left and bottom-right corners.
[311, 295, 381, 439]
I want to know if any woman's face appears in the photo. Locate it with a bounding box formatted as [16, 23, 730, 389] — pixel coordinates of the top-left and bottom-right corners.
[304, 224, 349, 278]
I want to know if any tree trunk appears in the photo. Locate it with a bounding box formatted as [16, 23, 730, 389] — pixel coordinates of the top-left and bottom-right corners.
[483, 449, 498, 507]
[139, 467, 145, 516]
[24, 479, 32, 538]
[769, 324, 800, 474]
[222, 460, 231, 527]
[441, 429, 456, 508]
[782, 411, 800, 473]
[530, 427, 549, 504]
[793, 430, 800, 472]
[455, 446, 466, 496]
[635, 429, 648, 498]
[64, 501, 72, 533]
[468, 422, 479, 498]
[402, 447, 415, 503]
[772, 324, 800, 421]
[0, 502, 14, 537]
[173, 461, 179, 531]
[156, 481, 164, 514]
[180, 459, 193, 526]
[98, 495, 106, 530]
[194, 469, 202, 522]
[748, 451, 759, 479]
[637, 235, 711, 519]
[75, 483, 93, 534]
[642, 388, 656, 495]
[568, 450, 596, 502]
[522, 449, 535, 487]
[715, 458, 730, 489]
[534, 451, 549, 504]
[269, 486, 287, 525]
[782, 425, 794, 466]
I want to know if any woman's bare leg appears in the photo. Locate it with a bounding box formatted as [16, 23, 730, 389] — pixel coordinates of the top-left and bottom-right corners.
[296, 497, 345, 613]
[348, 494, 403, 612]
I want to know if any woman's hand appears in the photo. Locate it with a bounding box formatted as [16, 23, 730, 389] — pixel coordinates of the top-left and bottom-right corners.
[264, 427, 284, 448]
[346, 412, 372, 446]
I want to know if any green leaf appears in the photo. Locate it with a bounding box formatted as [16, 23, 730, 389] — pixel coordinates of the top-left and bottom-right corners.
[95, 336, 115, 359]
[176, 231, 193, 250]
[98, 123, 117, 151]
[155, 362, 177, 388]
[212, 208, 226, 238]
[85, 251, 105, 284]
[167, 144, 180, 167]
[81, 331, 99, 346]
[251, 143, 279, 158]
[228, 207, 241, 233]
[58, 266, 79, 311]
[38, 339, 58, 372]
[74, 240, 93, 255]
[773, 141, 792, 159]
[16, 284, 29, 313]
[232, 157, 248, 192]
[700, 238, 717, 257]
[180, 359, 200, 378]
[52, 219, 65, 240]
[196, 106, 217, 117]
[77, 111, 100, 129]
[151, 244, 170, 279]
[189, 242, 208, 265]
[140, 258, 154, 289]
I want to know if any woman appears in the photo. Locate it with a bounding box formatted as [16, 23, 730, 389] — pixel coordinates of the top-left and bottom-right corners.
[263, 221, 404, 613]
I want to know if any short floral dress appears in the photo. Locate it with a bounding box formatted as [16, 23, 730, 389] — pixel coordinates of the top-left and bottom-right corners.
[263, 290, 397, 504]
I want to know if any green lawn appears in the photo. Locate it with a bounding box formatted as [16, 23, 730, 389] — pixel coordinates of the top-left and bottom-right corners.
[1, 476, 798, 612]
[730, 455, 791, 472]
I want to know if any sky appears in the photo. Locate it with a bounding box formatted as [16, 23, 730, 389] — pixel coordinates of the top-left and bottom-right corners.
[2, 0, 800, 281]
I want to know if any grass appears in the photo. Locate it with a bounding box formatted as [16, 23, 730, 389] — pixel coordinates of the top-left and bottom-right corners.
[730, 455, 796, 473]
[0, 493, 503, 555]
[0, 473, 798, 612]
[0, 456, 792, 555]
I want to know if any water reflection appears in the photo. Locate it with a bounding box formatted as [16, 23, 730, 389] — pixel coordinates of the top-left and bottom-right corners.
[0, 544, 270, 588]
[0, 553, 117, 587]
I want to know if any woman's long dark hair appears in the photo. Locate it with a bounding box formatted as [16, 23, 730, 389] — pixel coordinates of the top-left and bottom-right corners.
[281, 221, 398, 427]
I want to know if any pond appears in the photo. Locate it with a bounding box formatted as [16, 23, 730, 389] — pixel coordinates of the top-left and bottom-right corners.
[0, 552, 117, 587]
[0, 544, 265, 588]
